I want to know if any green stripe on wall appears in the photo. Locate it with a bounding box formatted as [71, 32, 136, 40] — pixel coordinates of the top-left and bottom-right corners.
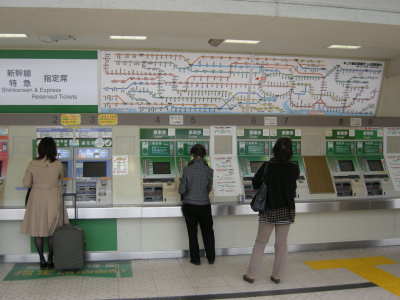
[0, 50, 97, 59]
[0, 105, 97, 113]
[31, 219, 118, 252]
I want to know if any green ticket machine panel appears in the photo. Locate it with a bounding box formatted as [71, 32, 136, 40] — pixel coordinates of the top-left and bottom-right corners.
[140, 128, 210, 204]
[237, 128, 309, 201]
[326, 140, 365, 198]
[356, 139, 395, 197]
[140, 140, 179, 203]
[176, 140, 210, 177]
[237, 133, 270, 202]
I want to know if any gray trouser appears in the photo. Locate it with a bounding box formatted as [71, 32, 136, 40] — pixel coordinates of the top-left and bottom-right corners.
[246, 222, 291, 279]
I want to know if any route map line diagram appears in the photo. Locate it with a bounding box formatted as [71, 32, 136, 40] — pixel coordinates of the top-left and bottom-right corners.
[100, 51, 384, 116]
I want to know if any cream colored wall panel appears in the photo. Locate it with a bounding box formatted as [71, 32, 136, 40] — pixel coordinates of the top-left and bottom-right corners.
[376, 75, 400, 117]
[0, 221, 30, 254]
[112, 156, 142, 204]
[213, 216, 235, 248]
[117, 219, 141, 251]
[288, 213, 320, 244]
[3, 157, 31, 206]
[4, 126, 36, 207]
[300, 127, 326, 155]
[232, 215, 258, 247]
[395, 210, 400, 237]
[366, 210, 397, 239]
[112, 126, 142, 205]
[141, 218, 187, 251]
[316, 211, 395, 242]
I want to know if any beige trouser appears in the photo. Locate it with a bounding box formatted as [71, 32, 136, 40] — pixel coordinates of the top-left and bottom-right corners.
[246, 222, 291, 279]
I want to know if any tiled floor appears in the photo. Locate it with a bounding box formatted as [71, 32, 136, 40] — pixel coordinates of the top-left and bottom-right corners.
[0, 246, 399, 300]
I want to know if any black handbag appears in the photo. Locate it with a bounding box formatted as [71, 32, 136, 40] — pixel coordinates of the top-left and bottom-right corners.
[250, 162, 269, 212]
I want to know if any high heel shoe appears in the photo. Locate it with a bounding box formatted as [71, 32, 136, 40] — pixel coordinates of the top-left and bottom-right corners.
[47, 260, 54, 269]
[39, 260, 47, 269]
[270, 276, 280, 284]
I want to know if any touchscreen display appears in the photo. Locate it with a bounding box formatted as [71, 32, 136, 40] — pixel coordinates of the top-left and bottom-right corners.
[338, 160, 355, 172]
[83, 161, 107, 177]
[153, 162, 171, 174]
[62, 161, 68, 177]
[250, 161, 264, 173]
[367, 160, 384, 171]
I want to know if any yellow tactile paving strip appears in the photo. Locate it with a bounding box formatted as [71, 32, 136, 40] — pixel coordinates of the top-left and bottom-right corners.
[304, 256, 400, 296]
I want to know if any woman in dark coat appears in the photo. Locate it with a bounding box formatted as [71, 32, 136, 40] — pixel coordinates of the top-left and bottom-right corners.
[243, 137, 300, 284]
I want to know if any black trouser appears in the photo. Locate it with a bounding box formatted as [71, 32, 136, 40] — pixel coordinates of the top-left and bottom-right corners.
[182, 203, 215, 263]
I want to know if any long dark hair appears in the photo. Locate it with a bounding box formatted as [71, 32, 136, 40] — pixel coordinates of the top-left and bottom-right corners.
[272, 137, 293, 163]
[36, 137, 58, 162]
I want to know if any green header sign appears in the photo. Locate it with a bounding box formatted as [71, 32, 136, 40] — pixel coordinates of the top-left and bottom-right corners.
[238, 141, 269, 155]
[0, 50, 97, 59]
[356, 141, 383, 155]
[140, 128, 174, 139]
[140, 141, 174, 156]
[237, 129, 267, 140]
[326, 141, 355, 155]
[175, 128, 209, 139]
[270, 129, 301, 139]
[326, 129, 355, 140]
[355, 129, 383, 140]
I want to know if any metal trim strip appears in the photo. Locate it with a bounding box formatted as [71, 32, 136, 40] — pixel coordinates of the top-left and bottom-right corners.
[1, 238, 399, 263]
[1, 198, 399, 220]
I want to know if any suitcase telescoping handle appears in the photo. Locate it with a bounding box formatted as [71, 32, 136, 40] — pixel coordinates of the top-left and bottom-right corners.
[62, 192, 78, 225]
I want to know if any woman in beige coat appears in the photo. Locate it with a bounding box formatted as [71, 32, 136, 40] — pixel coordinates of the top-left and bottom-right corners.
[21, 137, 67, 269]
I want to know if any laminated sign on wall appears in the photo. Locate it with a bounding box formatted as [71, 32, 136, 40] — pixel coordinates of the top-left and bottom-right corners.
[0, 50, 98, 113]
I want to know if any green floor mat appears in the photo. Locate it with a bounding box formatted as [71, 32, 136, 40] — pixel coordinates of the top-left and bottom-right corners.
[3, 261, 133, 281]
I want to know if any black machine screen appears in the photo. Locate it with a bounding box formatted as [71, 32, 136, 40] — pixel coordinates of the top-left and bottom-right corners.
[250, 161, 264, 173]
[367, 160, 384, 171]
[83, 161, 107, 177]
[62, 162, 68, 177]
[153, 162, 171, 174]
[338, 160, 355, 172]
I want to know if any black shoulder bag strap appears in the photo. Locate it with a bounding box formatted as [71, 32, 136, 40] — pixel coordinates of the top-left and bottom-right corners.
[262, 162, 269, 183]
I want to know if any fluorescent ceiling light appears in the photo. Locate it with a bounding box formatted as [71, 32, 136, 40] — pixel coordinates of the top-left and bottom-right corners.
[0, 33, 28, 38]
[109, 35, 147, 40]
[223, 39, 260, 45]
[328, 45, 362, 49]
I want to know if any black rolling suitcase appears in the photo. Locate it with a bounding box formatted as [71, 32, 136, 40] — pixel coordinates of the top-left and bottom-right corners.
[53, 193, 86, 270]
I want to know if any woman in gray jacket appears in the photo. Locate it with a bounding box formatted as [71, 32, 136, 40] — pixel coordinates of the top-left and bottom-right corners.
[179, 144, 215, 265]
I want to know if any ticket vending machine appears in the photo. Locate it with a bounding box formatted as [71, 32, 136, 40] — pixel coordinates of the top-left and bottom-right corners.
[237, 140, 269, 202]
[75, 147, 112, 206]
[356, 138, 396, 197]
[140, 141, 180, 203]
[176, 140, 210, 177]
[326, 140, 366, 198]
[56, 147, 74, 203]
[291, 155, 309, 200]
[269, 130, 310, 200]
[358, 156, 395, 196]
[0, 138, 8, 206]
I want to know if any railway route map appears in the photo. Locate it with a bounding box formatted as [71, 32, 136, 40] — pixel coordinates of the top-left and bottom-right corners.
[100, 51, 384, 116]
